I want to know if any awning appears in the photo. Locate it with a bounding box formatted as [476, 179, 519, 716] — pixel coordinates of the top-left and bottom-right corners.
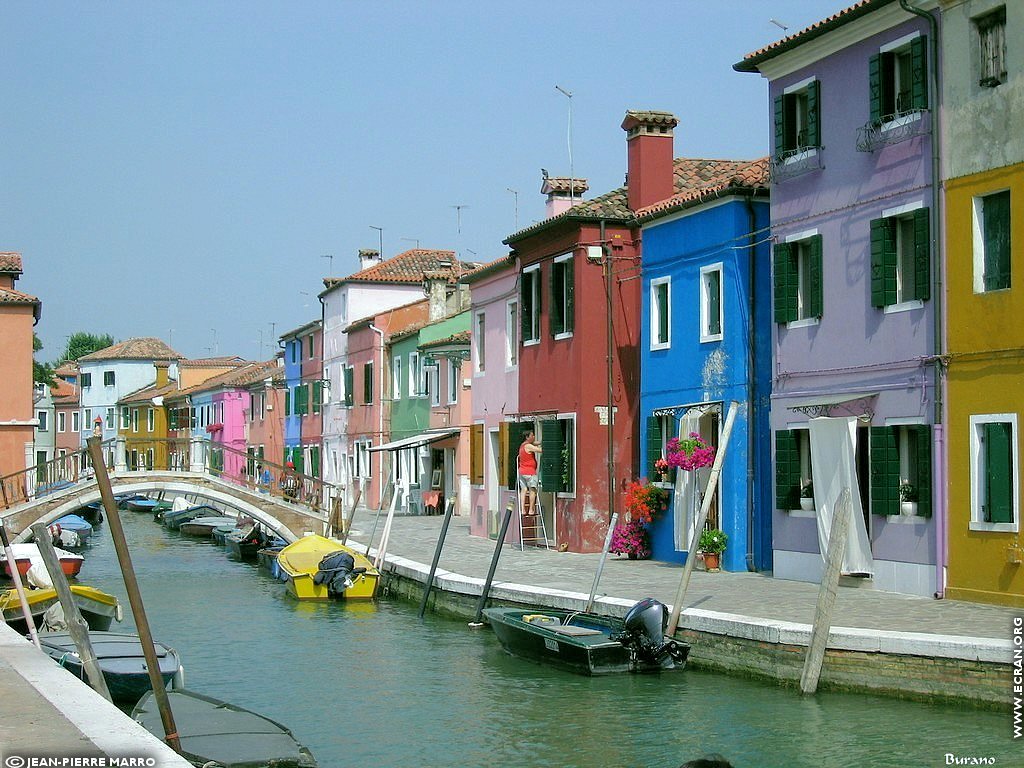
[786, 392, 878, 419]
[367, 428, 459, 453]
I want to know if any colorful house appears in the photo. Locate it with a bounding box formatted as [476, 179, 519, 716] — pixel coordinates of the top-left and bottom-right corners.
[117, 361, 177, 470]
[635, 126, 772, 571]
[51, 374, 80, 477]
[737, 0, 942, 596]
[279, 319, 322, 476]
[941, 0, 1023, 605]
[243, 358, 285, 483]
[0, 252, 41, 482]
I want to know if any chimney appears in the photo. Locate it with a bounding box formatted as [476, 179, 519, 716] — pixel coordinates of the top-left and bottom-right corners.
[621, 110, 678, 212]
[358, 249, 382, 271]
[541, 175, 588, 219]
[154, 360, 170, 388]
[423, 269, 453, 322]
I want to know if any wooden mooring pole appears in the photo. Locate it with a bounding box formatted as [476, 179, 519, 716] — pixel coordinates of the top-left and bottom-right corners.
[418, 498, 456, 619]
[0, 520, 41, 649]
[469, 501, 515, 628]
[585, 511, 618, 613]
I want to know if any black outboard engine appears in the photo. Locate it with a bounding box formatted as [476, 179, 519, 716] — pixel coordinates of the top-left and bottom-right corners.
[611, 598, 690, 671]
[312, 551, 367, 598]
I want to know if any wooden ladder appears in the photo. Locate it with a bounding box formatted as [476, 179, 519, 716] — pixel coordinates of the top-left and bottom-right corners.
[515, 471, 551, 551]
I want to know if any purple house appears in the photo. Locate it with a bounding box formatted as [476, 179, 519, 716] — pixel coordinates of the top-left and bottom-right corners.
[737, 0, 942, 597]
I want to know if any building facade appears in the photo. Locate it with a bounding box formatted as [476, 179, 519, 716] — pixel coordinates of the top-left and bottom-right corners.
[0, 253, 41, 483]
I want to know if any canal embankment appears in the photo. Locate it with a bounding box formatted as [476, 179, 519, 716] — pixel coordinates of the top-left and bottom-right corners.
[346, 515, 1017, 709]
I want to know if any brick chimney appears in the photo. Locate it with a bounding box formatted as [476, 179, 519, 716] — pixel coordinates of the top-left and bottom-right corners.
[541, 175, 589, 219]
[621, 110, 678, 212]
[358, 249, 381, 271]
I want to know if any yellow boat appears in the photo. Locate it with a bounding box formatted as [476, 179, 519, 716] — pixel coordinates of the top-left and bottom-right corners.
[276, 535, 379, 601]
[1, 585, 122, 634]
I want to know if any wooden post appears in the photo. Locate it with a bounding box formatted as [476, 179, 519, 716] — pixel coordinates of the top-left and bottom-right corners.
[800, 488, 852, 695]
[374, 480, 401, 571]
[29, 523, 112, 702]
[469, 501, 515, 627]
[86, 436, 181, 753]
[0, 520, 41, 649]
[418, 497, 456, 618]
[585, 512, 618, 613]
[667, 401, 740, 636]
[339, 486, 362, 546]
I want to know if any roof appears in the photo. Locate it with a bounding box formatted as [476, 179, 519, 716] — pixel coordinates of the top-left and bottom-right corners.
[634, 158, 770, 221]
[459, 255, 516, 285]
[119, 380, 180, 405]
[419, 331, 470, 351]
[505, 157, 774, 244]
[166, 361, 278, 400]
[78, 337, 182, 362]
[279, 318, 322, 341]
[734, 0, 895, 73]
[0, 253, 24, 274]
[321, 249, 472, 292]
[50, 379, 78, 404]
[54, 362, 79, 377]
[541, 177, 589, 196]
[0, 286, 40, 305]
[178, 356, 248, 368]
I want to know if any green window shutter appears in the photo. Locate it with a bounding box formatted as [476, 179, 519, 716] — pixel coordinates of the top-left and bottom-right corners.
[284, 389, 291, 416]
[775, 430, 801, 510]
[911, 36, 928, 110]
[295, 385, 306, 415]
[540, 423, 563, 493]
[521, 273, 532, 341]
[364, 362, 373, 404]
[806, 80, 820, 148]
[806, 235, 824, 318]
[550, 263, 564, 336]
[870, 426, 899, 516]
[707, 270, 722, 335]
[913, 207, 931, 301]
[773, 242, 793, 324]
[344, 367, 354, 407]
[984, 422, 1013, 523]
[564, 258, 574, 334]
[169, 409, 178, 430]
[646, 415, 663, 477]
[312, 382, 322, 413]
[656, 282, 669, 343]
[868, 54, 882, 125]
[310, 446, 320, 478]
[913, 425, 932, 517]
[773, 94, 785, 155]
[293, 450, 304, 475]
[870, 218, 888, 308]
[983, 191, 1011, 291]
[507, 421, 530, 489]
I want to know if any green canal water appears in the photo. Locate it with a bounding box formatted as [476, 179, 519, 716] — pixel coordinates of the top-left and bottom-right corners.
[79, 510, 1017, 768]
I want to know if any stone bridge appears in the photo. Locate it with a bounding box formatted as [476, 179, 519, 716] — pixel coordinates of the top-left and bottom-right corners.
[0, 470, 331, 544]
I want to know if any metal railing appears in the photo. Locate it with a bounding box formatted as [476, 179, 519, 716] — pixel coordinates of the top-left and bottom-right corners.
[1, 440, 114, 509]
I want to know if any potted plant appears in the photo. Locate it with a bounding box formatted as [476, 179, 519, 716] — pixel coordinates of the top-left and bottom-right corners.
[610, 479, 668, 560]
[653, 457, 670, 483]
[899, 483, 918, 516]
[799, 480, 815, 511]
[623, 479, 668, 523]
[665, 433, 716, 472]
[610, 517, 651, 560]
[698, 528, 728, 572]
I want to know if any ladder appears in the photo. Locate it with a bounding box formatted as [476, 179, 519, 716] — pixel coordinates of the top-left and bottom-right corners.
[515, 469, 551, 551]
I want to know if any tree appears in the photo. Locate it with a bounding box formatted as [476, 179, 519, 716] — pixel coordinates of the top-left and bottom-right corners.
[56, 332, 115, 364]
[33, 333, 55, 387]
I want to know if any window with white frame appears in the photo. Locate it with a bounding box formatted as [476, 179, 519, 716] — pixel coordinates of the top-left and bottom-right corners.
[80, 373, 92, 389]
[73, 411, 81, 433]
[970, 414, 1018, 530]
[57, 411, 65, 433]
[105, 407, 115, 430]
[976, 6, 1007, 88]
[103, 370, 115, 387]
[131, 408, 139, 432]
[408, 351, 421, 397]
[121, 407, 130, 429]
[700, 264, 723, 342]
[447, 359, 459, 405]
[973, 190, 1011, 293]
[550, 253, 574, 338]
[474, 311, 486, 374]
[871, 203, 930, 307]
[147, 408, 154, 433]
[521, 265, 541, 344]
[355, 440, 372, 479]
[37, 411, 47, 431]
[392, 356, 402, 399]
[84, 408, 92, 430]
[651, 276, 671, 349]
[506, 299, 518, 367]
[425, 359, 440, 406]
[774, 77, 820, 158]
[774, 233, 823, 324]
[870, 33, 928, 125]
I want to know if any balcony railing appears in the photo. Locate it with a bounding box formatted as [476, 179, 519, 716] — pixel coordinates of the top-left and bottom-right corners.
[856, 109, 930, 152]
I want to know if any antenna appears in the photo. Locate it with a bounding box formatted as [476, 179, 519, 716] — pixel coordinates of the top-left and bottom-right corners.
[507, 188, 519, 230]
[320, 254, 334, 274]
[401, 237, 421, 249]
[555, 84, 574, 204]
[369, 226, 383, 257]
[769, 18, 789, 31]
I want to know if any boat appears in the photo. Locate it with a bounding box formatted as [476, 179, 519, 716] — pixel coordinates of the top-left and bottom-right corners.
[125, 497, 172, 516]
[257, 546, 286, 581]
[1, 542, 84, 586]
[225, 524, 280, 562]
[179, 516, 238, 538]
[52, 514, 94, 545]
[276, 535, 379, 600]
[1, 585, 121, 634]
[39, 631, 184, 704]
[132, 689, 317, 768]
[163, 504, 222, 530]
[483, 598, 690, 676]
[77, 501, 105, 524]
[211, 525, 236, 546]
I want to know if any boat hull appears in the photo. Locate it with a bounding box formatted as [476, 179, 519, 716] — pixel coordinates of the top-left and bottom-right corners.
[1, 585, 120, 634]
[277, 535, 379, 601]
[163, 505, 220, 530]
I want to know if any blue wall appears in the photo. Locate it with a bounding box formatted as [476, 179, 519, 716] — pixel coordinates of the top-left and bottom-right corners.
[639, 196, 773, 572]
[283, 338, 302, 463]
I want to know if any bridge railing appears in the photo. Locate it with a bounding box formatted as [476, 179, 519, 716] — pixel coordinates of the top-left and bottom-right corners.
[1, 440, 114, 510]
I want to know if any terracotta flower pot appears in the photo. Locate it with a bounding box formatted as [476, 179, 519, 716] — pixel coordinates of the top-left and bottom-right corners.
[702, 552, 721, 572]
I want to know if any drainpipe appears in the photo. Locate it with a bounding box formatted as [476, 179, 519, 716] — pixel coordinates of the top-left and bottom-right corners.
[370, 323, 386, 508]
[744, 195, 758, 572]
[601, 219, 615, 527]
[900, 0, 945, 598]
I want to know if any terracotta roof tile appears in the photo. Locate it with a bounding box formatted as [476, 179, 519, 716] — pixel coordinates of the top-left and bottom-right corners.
[166, 361, 277, 400]
[49, 380, 77, 402]
[420, 331, 470, 350]
[0, 286, 40, 304]
[635, 158, 770, 220]
[55, 362, 79, 376]
[78, 337, 182, 362]
[178, 356, 247, 368]
[0, 253, 24, 274]
[119, 380, 180, 405]
[541, 177, 589, 195]
[322, 249, 473, 291]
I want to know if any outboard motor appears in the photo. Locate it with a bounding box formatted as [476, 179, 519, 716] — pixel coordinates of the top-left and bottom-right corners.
[312, 551, 367, 598]
[611, 598, 690, 671]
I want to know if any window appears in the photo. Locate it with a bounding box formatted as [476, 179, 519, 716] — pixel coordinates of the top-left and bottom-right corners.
[147, 408, 154, 433]
[474, 311, 486, 374]
[871, 205, 930, 307]
[645, 414, 677, 483]
[57, 411, 65, 433]
[308, 335, 315, 359]
[970, 414, 1018, 530]
[294, 384, 309, 416]
[774, 78, 820, 157]
[106, 407, 115, 430]
[392, 356, 402, 399]
[506, 300, 519, 367]
[344, 366, 354, 407]
[550, 254, 575, 337]
[470, 423, 484, 485]
[973, 190, 1011, 292]
[363, 362, 373, 404]
[80, 373, 92, 388]
[73, 411, 81, 433]
[131, 408, 139, 432]
[447, 360, 459, 405]
[425, 361, 440, 406]
[408, 352, 421, 397]
[870, 424, 931, 517]
[651, 277, 671, 349]
[775, 429, 813, 510]
[104, 370, 116, 387]
[869, 35, 928, 124]
[37, 411, 47, 431]
[774, 234, 823, 324]
[700, 265, 723, 342]
[976, 7, 1007, 88]
[521, 265, 541, 344]
[121, 408, 130, 429]
[355, 440, 372, 479]
[540, 416, 576, 494]
[313, 381, 322, 413]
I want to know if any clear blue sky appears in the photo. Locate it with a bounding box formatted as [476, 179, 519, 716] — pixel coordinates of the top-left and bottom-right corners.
[4, 0, 834, 363]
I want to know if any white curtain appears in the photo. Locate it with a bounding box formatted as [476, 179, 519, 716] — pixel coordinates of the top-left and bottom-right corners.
[808, 417, 874, 576]
[673, 411, 702, 552]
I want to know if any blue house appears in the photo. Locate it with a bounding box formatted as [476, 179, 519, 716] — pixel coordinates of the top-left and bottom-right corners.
[279, 324, 311, 471]
[637, 147, 772, 572]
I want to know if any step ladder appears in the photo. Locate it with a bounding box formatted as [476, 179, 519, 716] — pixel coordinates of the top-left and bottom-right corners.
[515, 470, 551, 551]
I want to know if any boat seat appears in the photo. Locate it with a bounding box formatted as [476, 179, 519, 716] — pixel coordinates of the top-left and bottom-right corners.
[549, 625, 603, 637]
[522, 614, 560, 625]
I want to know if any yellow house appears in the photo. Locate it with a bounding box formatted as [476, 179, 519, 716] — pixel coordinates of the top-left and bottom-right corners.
[117, 361, 176, 470]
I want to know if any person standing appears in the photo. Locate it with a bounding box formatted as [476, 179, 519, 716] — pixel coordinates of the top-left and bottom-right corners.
[517, 430, 542, 515]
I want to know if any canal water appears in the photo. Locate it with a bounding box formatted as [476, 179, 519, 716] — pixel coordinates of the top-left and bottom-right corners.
[78, 509, 1017, 768]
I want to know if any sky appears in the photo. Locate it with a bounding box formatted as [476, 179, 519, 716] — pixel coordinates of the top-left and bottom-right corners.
[4, 0, 837, 364]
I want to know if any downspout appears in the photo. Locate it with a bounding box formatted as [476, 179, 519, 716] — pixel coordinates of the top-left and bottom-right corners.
[744, 195, 758, 572]
[900, 0, 945, 599]
[370, 323, 386, 509]
[601, 219, 615, 527]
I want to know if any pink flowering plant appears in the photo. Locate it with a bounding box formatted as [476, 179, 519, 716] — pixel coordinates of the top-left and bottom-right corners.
[666, 433, 716, 472]
[609, 517, 651, 559]
[654, 457, 670, 475]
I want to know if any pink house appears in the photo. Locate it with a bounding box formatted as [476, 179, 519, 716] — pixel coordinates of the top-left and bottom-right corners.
[244, 359, 285, 482]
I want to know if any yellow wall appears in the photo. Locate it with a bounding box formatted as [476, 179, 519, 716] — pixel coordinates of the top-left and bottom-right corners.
[118, 403, 171, 469]
[944, 163, 1024, 606]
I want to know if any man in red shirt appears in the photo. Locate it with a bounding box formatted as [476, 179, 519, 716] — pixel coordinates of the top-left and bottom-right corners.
[517, 430, 542, 515]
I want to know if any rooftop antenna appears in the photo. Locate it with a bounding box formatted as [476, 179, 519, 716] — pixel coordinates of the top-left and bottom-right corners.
[507, 187, 519, 230]
[210, 328, 218, 355]
[555, 84, 574, 204]
[369, 226, 383, 258]
[769, 18, 789, 31]
[451, 204, 468, 259]
[320, 254, 334, 275]
[401, 237, 421, 249]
